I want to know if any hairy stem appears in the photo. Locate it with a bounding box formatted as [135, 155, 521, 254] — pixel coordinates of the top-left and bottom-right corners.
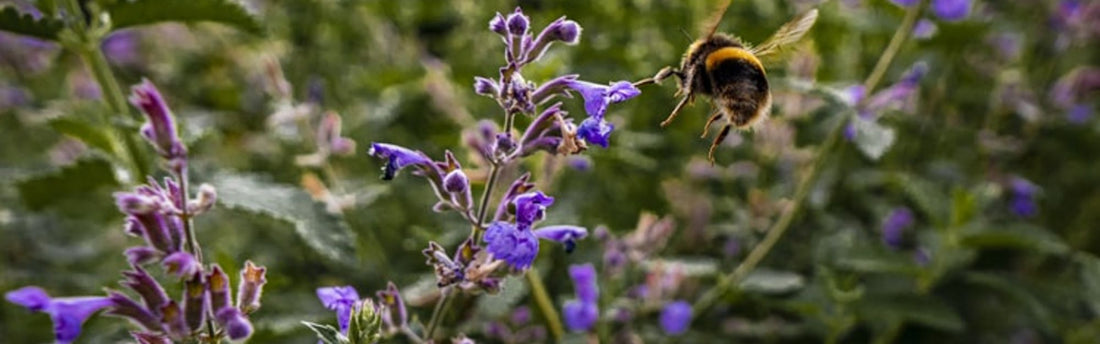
[525, 268, 564, 341]
[692, 0, 926, 315]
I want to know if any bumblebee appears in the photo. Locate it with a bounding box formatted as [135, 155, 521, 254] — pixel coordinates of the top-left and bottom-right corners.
[640, 2, 818, 163]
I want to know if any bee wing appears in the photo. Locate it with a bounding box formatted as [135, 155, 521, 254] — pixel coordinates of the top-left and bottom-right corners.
[749, 9, 818, 57]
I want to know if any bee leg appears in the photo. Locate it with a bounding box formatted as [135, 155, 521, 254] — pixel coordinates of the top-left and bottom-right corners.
[701, 110, 722, 138]
[660, 95, 693, 127]
[708, 124, 732, 165]
[633, 66, 677, 87]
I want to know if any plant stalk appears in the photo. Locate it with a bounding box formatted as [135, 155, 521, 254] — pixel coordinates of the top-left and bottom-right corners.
[526, 267, 564, 341]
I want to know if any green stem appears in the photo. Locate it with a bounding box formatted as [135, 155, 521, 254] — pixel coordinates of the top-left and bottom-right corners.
[692, 0, 926, 315]
[525, 268, 564, 341]
[424, 288, 453, 339]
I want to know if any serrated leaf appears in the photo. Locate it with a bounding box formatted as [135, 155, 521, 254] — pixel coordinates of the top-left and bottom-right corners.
[475, 277, 527, 318]
[16, 158, 118, 210]
[738, 269, 805, 294]
[963, 272, 1055, 333]
[850, 117, 896, 160]
[212, 173, 357, 266]
[0, 7, 63, 40]
[107, 0, 263, 35]
[854, 295, 964, 332]
[958, 223, 1069, 255]
[48, 117, 117, 155]
[301, 321, 347, 344]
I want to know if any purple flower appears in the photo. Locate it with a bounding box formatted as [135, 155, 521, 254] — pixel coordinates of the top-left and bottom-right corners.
[565, 80, 641, 118]
[533, 225, 588, 253]
[1010, 177, 1038, 218]
[659, 301, 692, 335]
[484, 221, 540, 269]
[882, 207, 914, 249]
[207, 265, 231, 311]
[236, 261, 267, 313]
[162, 251, 200, 278]
[317, 286, 360, 333]
[489, 12, 508, 35]
[103, 31, 140, 66]
[513, 191, 554, 230]
[5, 287, 114, 344]
[368, 142, 434, 180]
[577, 116, 614, 148]
[562, 300, 598, 332]
[913, 19, 938, 39]
[444, 169, 470, 194]
[1068, 104, 1093, 124]
[524, 18, 583, 63]
[129, 79, 186, 160]
[121, 266, 169, 314]
[569, 264, 598, 303]
[215, 307, 253, 340]
[376, 282, 408, 329]
[474, 76, 500, 96]
[932, 0, 971, 22]
[506, 7, 529, 36]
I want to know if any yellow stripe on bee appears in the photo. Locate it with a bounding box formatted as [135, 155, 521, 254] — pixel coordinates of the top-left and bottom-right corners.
[705, 47, 765, 74]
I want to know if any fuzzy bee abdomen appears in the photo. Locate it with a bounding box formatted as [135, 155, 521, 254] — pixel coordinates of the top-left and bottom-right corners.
[704, 48, 770, 127]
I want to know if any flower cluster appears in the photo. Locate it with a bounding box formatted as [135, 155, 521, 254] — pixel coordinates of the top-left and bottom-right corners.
[5, 80, 267, 343]
[562, 264, 599, 332]
[314, 284, 399, 342]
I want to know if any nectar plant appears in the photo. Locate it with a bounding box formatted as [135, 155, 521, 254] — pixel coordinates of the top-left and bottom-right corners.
[311, 6, 642, 343]
[6, 80, 268, 344]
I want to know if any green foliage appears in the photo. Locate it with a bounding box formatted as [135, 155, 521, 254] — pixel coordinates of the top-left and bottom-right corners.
[16, 158, 118, 210]
[302, 321, 346, 344]
[0, 6, 63, 40]
[212, 173, 357, 267]
[106, 0, 263, 35]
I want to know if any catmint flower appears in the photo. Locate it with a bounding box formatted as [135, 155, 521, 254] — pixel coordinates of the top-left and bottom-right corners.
[317, 286, 360, 334]
[160, 300, 189, 339]
[562, 264, 598, 332]
[5, 287, 114, 344]
[506, 7, 529, 36]
[513, 191, 554, 230]
[474, 76, 500, 96]
[368, 142, 434, 180]
[124, 246, 161, 265]
[892, 0, 971, 22]
[215, 307, 253, 340]
[484, 221, 540, 269]
[444, 169, 470, 194]
[566, 80, 641, 118]
[107, 291, 162, 331]
[660, 301, 692, 335]
[162, 251, 201, 278]
[236, 260, 267, 314]
[207, 265, 231, 311]
[533, 225, 588, 253]
[376, 282, 408, 329]
[489, 12, 508, 35]
[577, 116, 614, 148]
[183, 272, 206, 331]
[129, 79, 186, 161]
[912, 19, 938, 39]
[881, 207, 914, 249]
[524, 18, 583, 63]
[121, 266, 170, 314]
[1010, 177, 1038, 218]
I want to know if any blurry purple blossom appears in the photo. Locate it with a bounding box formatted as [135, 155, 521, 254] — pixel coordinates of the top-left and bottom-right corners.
[844, 63, 927, 141]
[659, 300, 692, 335]
[912, 19, 938, 39]
[562, 264, 598, 332]
[103, 31, 141, 66]
[1010, 177, 1038, 218]
[892, 0, 971, 22]
[882, 207, 914, 249]
[317, 286, 360, 334]
[5, 287, 113, 344]
[215, 307, 253, 340]
[376, 282, 408, 330]
[129, 79, 187, 162]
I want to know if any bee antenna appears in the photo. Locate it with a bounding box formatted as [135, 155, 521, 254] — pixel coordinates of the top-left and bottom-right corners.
[679, 27, 693, 41]
[703, 0, 733, 38]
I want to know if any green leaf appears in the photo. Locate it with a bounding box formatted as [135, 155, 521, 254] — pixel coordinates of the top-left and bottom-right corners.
[894, 174, 948, 225]
[958, 223, 1069, 255]
[475, 277, 527, 318]
[212, 173, 358, 266]
[834, 249, 922, 276]
[0, 7, 63, 40]
[738, 269, 806, 295]
[107, 0, 263, 35]
[854, 295, 964, 332]
[1076, 253, 1100, 314]
[301, 321, 347, 344]
[48, 117, 117, 155]
[850, 116, 896, 160]
[963, 272, 1056, 333]
[16, 158, 118, 210]
[640, 258, 718, 277]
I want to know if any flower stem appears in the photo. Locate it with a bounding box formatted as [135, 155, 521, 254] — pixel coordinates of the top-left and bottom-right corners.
[424, 287, 453, 339]
[692, 0, 926, 315]
[525, 267, 564, 341]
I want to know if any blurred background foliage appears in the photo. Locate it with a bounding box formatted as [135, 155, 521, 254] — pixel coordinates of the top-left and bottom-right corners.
[1, 0, 1098, 342]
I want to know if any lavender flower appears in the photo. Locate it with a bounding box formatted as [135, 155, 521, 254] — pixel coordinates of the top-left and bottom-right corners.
[1010, 177, 1038, 218]
[881, 207, 914, 249]
[162, 251, 200, 278]
[368, 142, 434, 180]
[562, 264, 599, 332]
[5, 287, 113, 344]
[533, 225, 588, 253]
[566, 80, 641, 119]
[659, 300, 692, 335]
[317, 286, 360, 334]
[484, 221, 540, 269]
[129, 79, 186, 161]
[513, 191, 554, 230]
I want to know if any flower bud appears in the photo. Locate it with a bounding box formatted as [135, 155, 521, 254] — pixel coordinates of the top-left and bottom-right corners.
[236, 260, 267, 314]
[376, 282, 407, 328]
[124, 246, 161, 265]
[215, 307, 253, 340]
[183, 271, 207, 331]
[207, 265, 231, 311]
[506, 7, 529, 35]
[121, 266, 170, 314]
[474, 76, 499, 96]
[443, 169, 469, 194]
[108, 291, 162, 332]
[489, 12, 507, 35]
[187, 183, 217, 215]
[160, 300, 189, 339]
[116, 193, 159, 215]
[162, 251, 201, 278]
